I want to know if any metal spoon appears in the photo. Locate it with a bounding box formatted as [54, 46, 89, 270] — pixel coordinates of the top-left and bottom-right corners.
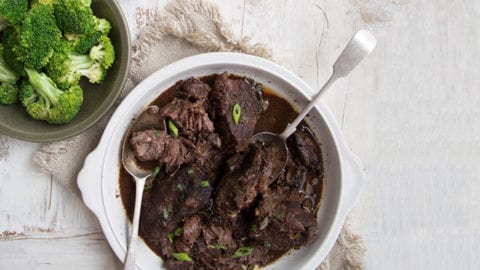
[122, 105, 163, 270]
[251, 30, 377, 181]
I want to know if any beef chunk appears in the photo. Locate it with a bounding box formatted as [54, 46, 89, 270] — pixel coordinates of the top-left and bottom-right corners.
[210, 72, 264, 151]
[183, 215, 202, 245]
[140, 165, 213, 240]
[214, 144, 279, 221]
[177, 77, 211, 104]
[251, 187, 317, 250]
[202, 224, 236, 250]
[130, 129, 192, 172]
[290, 128, 322, 172]
[160, 98, 214, 138]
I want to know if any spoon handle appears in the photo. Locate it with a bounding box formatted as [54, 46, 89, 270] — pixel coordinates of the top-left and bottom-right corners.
[123, 176, 147, 270]
[280, 30, 376, 139]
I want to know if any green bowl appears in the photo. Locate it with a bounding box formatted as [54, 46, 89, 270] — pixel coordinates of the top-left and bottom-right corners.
[0, 0, 131, 143]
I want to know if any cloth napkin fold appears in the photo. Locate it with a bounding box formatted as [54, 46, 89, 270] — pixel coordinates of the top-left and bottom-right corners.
[31, 0, 365, 268]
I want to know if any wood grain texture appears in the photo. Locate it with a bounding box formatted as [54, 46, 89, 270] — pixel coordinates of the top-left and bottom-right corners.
[1, 0, 479, 269]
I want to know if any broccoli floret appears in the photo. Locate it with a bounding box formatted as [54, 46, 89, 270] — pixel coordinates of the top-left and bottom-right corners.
[17, 3, 62, 69]
[2, 27, 25, 76]
[46, 41, 106, 87]
[65, 31, 102, 54]
[54, 0, 95, 34]
[77, 62, 106, 84]
[89, 35, 115, 69]
[0, 44, 19, 104]
[19, 80, 37, 107]
[0, 83, 19, 104]
[22, 68, 83, 124]
[0, 0, 28, 29]
[93, 16, 111, 35]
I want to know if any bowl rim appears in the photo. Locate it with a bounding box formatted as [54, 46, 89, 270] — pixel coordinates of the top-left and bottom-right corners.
[78, 52, 365, 270]
[0, 0, 131, 143]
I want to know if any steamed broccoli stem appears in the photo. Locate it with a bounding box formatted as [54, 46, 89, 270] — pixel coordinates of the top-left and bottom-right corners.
[25, 68, 62, 106]
[69, 53, 94, 70]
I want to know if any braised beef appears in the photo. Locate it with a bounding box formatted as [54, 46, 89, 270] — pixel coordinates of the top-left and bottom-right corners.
[177, 77, 211, 103]
[130, 129, 193, 172]
[290, 127, 322, 172]
[160, 98, 214, 137]
[214, 144, 280, 221]
[140, 165, 213, 239]
[210, 72, 264, 152]
[122, 73, 323, 270]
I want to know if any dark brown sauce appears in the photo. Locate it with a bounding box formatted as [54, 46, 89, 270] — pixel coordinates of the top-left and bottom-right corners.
[118, 75, 324, 265]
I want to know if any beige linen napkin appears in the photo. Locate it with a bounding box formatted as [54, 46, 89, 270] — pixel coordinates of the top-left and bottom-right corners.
[31, 0, 365, 268]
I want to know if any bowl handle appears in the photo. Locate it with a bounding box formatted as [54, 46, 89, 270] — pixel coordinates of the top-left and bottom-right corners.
[339, 150, 366, 217]
[77, 148, 104, 216]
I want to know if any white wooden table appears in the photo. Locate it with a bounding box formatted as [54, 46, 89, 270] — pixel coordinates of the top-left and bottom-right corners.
[1, 0, 479, 269]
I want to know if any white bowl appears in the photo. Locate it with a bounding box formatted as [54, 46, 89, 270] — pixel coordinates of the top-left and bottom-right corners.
[77, 52, 365, 270]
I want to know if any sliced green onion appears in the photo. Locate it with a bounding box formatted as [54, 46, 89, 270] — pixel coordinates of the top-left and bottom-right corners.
[274, 213, 282, 220]
[154, 130, 161, 137]
[200, 180, 210, 188]
[232, 103, 241, 124]
[167, 227, 183, 243]
[215, 242, 227, 250]
[187, 168, 194, 175]
[167, 233, 174, 243]
[172, 252, 192, 262]
[168, 119, 179, 138]
[249, 224, 257, 232]
[231, 246, 253, 258]
[174, 227, 184, 236]
[177, 183, 186, 191]
[151, 165, 161, 178]
[144, 184, 153, 191]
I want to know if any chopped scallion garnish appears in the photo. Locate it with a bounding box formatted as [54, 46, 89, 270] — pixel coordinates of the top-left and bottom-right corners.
[151, 165, 161, 178]
[215, 243, 227, 250]
[232, 103, 241, 124]
[200, 180, 210, 188]
[232, 246, 253, 258]
[177, 183, 186, 191]
[168, 119, 179, 138]
[174, 227, 184, 236]
[167, 233, 174, 243]
[172, 252, 193, 262]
